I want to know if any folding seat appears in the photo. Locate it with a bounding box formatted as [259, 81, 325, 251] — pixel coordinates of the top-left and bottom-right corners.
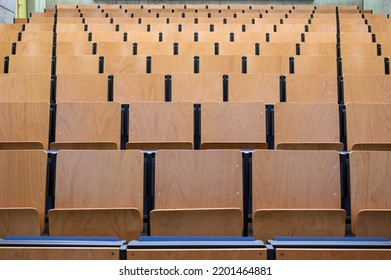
[56, 23, 86, 32]
[252, 150, 345, 241]
[369, 24, 391, 33]
[339, 32, 374, 44]
[80, 10, 106, 18]
[175, 42, 214, 55]
[341, 56, 386, 75]
[259, 42, 297, 56]
[126, 31, 160, 42]
[113, 73, 165, 102]
[56, 74, 108, 102]
[218, 42, 257, 55]
[201, 101, 267, 149]
[178, 23, 211, 32]
[285, 74, 338, 103]
[261, 12, 287, 19]
[86, 23, 117, 32]
[49, 150, 144, 241]
[96, 42, 134, 55]
[228, 73, 280, 104]
[0, 150, 47, 238]
[134, 42, 174, 55]
[126, 102, 193, 149]
[0, 73, 50, 102]
[310, 18, 337, 25]
[198, 55, 242, 73]
[306, 24, 337, 32]
[267, 32, 302, 43]
[346, 103, 391, 151]
[339, 24, 371, 33]
[246, 55, 290, 74]
[282, 18, 310, 24]
[210, 23, 244, 32]
[57, 31, 90, 42]
[171, 73, 222, 102]
[0, 102, 50, 149]
[56, 55, 101, 74]
[376, 33, 391, 45]
[343, 75, 391, 103]
[90, 31, 125, 42]
[56, 17, 84, 24]
[7, 55, 52, 74]
[20, 31, 53, 42]
[245, 24, 276, 33]
[276, 24, 306, 33]
[50, 102, 121, 150]
[0, 42, 12, 56]
[56, 42, 93, 55]
[274, 102, 343, 150]
[314, 6, 337, 13]
[151, 149, 243, 236]
[350, 151, 391, 238]
[291, 56, 337, 74]
[23, 23, 54, 32]
[28, 17, 54, 24]
[14, 41, 53, 55]
[150, 55, 194, 74]
[297, 42, 337, 56]
[0, 31, 20, 42]
[339, 42, 379, 56]
[103, 55, 146, 74]
[138, 23, 179, 32]
[232, 32, 268, 43]
[197, 31, 231, 42]
[0, 23, 24, 32]
[303, 32, 337, 43]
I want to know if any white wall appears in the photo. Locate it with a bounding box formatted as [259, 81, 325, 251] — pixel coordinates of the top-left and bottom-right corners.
[0, 0, 16, 23]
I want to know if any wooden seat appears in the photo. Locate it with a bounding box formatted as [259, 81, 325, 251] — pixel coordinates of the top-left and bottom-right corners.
[341, 56, 386, 75]
[232, 32, 267, 43]
[150, 149, 243, 236]
[0, 42, 12, 56]
[14, 41, 53, 55]
[228, 73, 280, 104]
[259, 42, 297, 56]
[48, 150, 144, 241]
[303, 32, 337, 43]
[0, 23, 24, 32]
[350, 151, 391, 238]
[95, 42, 133, 55]
[291, 56, 337, 74]
[340, 24, 370, 33]
[23, 23, 54, 32]
[346, 103, 391, 151]
[176, 42, 215, 55]
[217, 42, 256, 55]
[201, 101, 267, 149]
[274, 102, 343, 150]
[103, 55, 146, 74]
[56, 31, 90, 42]
[298, 42, 337, 56]
[126, 102, 193, 150]
[276, 24, 306, 33]
[127, 31, 160, 42]
[86, 24, 117, 32]
[150, 55, 194, 74]
[56, 23, 85, 32]
[285, 74, 338, 103]
[90, 31, 125, 42]
[56, 42, 93, 55]
[246, 55, 290, 74]
[0, 73, 51, 102]
[267, 32, 303, 43]
[306, 24, 337, 32]
[171, 73, 223, 102]
[340, 43, 379, 56]
[252, 150, 345, 241]
[135, 42, 174, 55]
[56, 55, 100, 74]
[20, 31, 53, 42]
[343, 75, 391, 103]
[50, 102, 121, 150]
[114, 73, 165, 102]
[0, 150, 47, 238]
[56, 74, 108, 102]
[339, 32, 374, 44]
[0, 102, 50, 150]
[198, 55, 242, 73]
[8, 55, 52, 74]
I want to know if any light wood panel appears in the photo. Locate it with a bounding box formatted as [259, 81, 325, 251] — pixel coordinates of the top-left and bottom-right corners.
[276, 248, 391, 260]
[346, 103, 391, 151]
[0, 74, 51, 102]
[228, 73, 280, 104]
[56, 74, 108, 102]
[303, 32, 337, 43]
[136, 42, 174, 55]
[274, 103, 343, 150]
[350, 151, 391, 237]
[298, 42, 337, 56]
[24, 23, 54, 32]
[0, 150, 47, 236]
[51, 102, 121, 150]
[343, 75, 391, 103]
[15, 42, 53, 55]
[198, 55, 242, 73]
[104, 55, 146, 74]
[293, 55, 337, 74]
[285, 74, 338, 103]
[252, 150, 344, 242]
[8, 55, 52, 74]
[150, 55, 194, 74]
[0, 102, 50, 149]
[152, 150, 243, 235]
[247, 55, 290, 74]
[0, 42, 12, 56]
[49, 150, 144, 240]
[91, 31, 125, 42]
[96, 42, 133, 55]
[259, 42, 297, 56]
[20, 31, 53, 42]
[56, 55, 100, 74]
[171, 73, 222, 102]
[177, 42, 215, 55]
[114, 73, 164, 102]
[268, 32, 303, 43]
[56, 42, 93, 55]
[232, 32, 267, 43]
[57, 32, 89, 42]
[340, 32, 374, 43]
[0, 31, 19, 42]
[201, 101, 267, 149]
[127, 102, 193, 149]
[342, 56, 386, 75]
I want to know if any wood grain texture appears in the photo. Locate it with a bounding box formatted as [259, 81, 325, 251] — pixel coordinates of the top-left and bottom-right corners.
[104, 55, 147, 74]
[274, 103, 342, 150]
[253, 209, 345, 241]
[49, 208, 142, 241]
[0, 31, 19, 42]
[15, 42, 53, 55]
[0, 102, 50, 149]
[350, 151, 391, 236]
[299, 42, 337, 56]
[56, 42, 93, 55]
[8, 55, 52, 74]
[380, 43, 391, 57]
[172, 73, 223, 102]
[91, 31, 125, 42]
[0, 208, 40, 238]
[150, 208, 243, 236]
[198, 55, 242, 73]
[259, 42, 297, 56]
[127, 31, 160, 42]
[197, 31, 231, 42]
[247, 55, 290, 74]
[24, 23, 54, 32]
[87, 24, 117, 32]
[201, 102, 267, 149]
[56, 32, 89, 42]
[276, 24, 306, 33]
[252, 150, 342, 239]
[344, 75, 391, 103]
[0, 23, 24, 32]
[228, 73, 280, 104]
[268, 32, 302, 43]
[56, 74, 108, 102]
[56, 55, 100, 74]
[307, 24, 337, 32]
[340, 43, 378, 56]
[0, 42, 12, 56]
[20, 31, 53, 42]
[232, 32, 267, 43]
[0, 247, 120, 260]
[56, 24, 85, 32]
[135, 42, 174, 55]
[177, 42, 215, 55]
[339, 32, 374, 43]
[276, 249, 391, 260]
[114, 73, 165, 102]
[127, 102, 193, 149]
[218, 42, 256, 56]
[128, 248, 266, 260]
[303, 32, 337, 43]
[151, 55, 194, 74]
[53, 102, 121, 149]
[0, 150, 47, 233]
[285, 74, 338, 103]
[346, 103, 391, 151]
[0, 74, 51, 102]
[293, 56, 337, 74]
[342, 56, 386, 75]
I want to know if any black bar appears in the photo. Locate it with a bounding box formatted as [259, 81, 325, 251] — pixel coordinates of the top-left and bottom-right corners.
[279, 75, 286, 102]
[11, 42, 16, 55]
[165, 75, 172, 101]
[133, 43, 137, 55]
[337, 57, 343, 76]
[223, 74, 228, 101]
[194, 104, 201, 150]
[99, 56, 104, 73]
[301, 33, 305, 42]
[289, 57, 294, 74]
[92, 42, 97, 54]
[147, 24, 150, 32]
[338, 76, 344, 105]
[242, 153, 250, 237]
[266, 33, 270, 42]
[377, 44, 382, 56]
[178, 24, 182, 32]
[121, 104, 129, 150]
[173, 42, 178, 55]
[242, 24, 246, 32]
[194, 32, 198, 42]
[146, 56, 151, 73]
[124, 32, 128, 42]
[266, 105, 274, 149]
[194, 56, 199, 73]
[214, 43, 219, 55]
[108, 75, 114, 102]
[50, 75, 56, 103]
[385, 57, 390, 75]
[339, 105, 347, 152]
[88, 32, 92, 41]
[159, 32, 163, 42]
[210, 24, 214, 32]
[51, 56, 56, 75]
[337, 44, 341, 58]
[296, 43, 300, 55]
[255, 43, 260, 55]
[230, 32, 234, 42]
